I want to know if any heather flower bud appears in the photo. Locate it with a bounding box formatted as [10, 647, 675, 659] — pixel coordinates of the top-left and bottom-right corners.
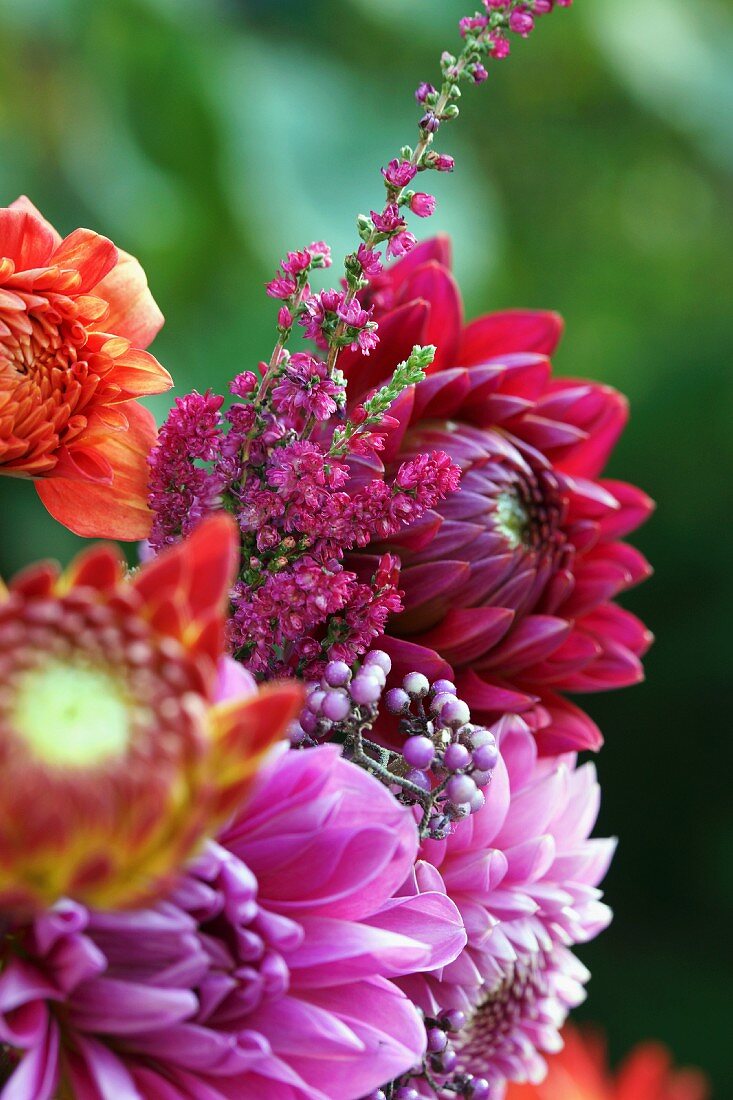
[410, 192, 437, 218]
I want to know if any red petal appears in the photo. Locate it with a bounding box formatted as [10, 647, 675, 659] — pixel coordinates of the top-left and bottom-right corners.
[51, 228, 118, 293]
[384, 235, 453, 296]
[65, 545, 126, 592]
[532, 693, 604, 754]
[91, 249, 164, 349]
[134, 513, 239, 662]
[403, 261, 463, 372]
[8, 196, 63, 249]
[459, 310, 564, 365]
[418, 606, 515, 665]
[35, 402, 158, 540]
[0, 207, 56, 270]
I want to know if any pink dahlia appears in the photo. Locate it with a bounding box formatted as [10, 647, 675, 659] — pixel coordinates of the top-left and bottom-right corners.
[397, 714, 615, 1094]
[0, 745, 466, 1099]
[342, 239, 654, 753]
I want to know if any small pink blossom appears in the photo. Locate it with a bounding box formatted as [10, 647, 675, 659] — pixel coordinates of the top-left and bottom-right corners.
[410, 192, 437, 218]
[382, 158, 418, 189]
[266, 273, 297, 300]
[509, 6, 535, 36]
[357, 242, 383, 277]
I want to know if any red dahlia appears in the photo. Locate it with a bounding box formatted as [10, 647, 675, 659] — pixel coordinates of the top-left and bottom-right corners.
[342, 239, 653, 753]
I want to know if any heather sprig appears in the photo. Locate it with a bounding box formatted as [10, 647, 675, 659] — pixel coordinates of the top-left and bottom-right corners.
[329, 343, 436, 458]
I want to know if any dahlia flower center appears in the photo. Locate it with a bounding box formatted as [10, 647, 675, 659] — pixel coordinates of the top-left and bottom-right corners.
[0, 307, 79, 378]
[12, 659, 132, 767]
[494, 488, 531, 549]
[453, 954, 547, 1075]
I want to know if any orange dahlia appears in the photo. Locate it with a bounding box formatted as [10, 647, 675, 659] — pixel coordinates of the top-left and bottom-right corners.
[0, 513, 301, 917]
[0, 195, 171, 539]
[505, 1027, 709, 1100]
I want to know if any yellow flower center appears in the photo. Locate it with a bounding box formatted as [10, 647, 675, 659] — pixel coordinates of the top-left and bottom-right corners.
[12, 660, 132, 767]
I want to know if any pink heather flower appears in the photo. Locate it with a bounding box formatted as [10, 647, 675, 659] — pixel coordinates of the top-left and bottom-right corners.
[509, 7, 535, 36]
[272, 352, 343, 422]
[473, 62, 490, 84]
[382, 158, 418, 189]
[281, 248, 312, 276]
[278, 305, 293, 328]
[416, 82, 436, 103]
[400, 715, 615, 1092]
[490, 31, 512, 58]
[308, 239, 333, 267]
[266, 272, 297, 300]
[148, 389, 226, 548]
[460, 14, 489, 36]
[340, 239, 654, 755]
[432, 153, 456, 172]
[358, 242, 384, 277]
[387, 228, 417, 260]
[0, 746, 466, 1100]
[372, 203, 406, 236]
[410, 192, 437, 218]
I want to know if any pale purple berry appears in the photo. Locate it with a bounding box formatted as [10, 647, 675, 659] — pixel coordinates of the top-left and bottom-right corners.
[427, 1026, 448, 1053]
[307, 689, 326, 714]
[403, 671, 430, 698]
[385, 687, 411, 715]
[300, 709, 319, 735]
[430, 691, 457, 716]
[431, 678, 456, 695]
[447, 774, 477, 805]
[364, 649, 392, 675]
[324, 660, 351, 687]
[468, 1080, 491, 1100]
[442, 1009, 466, 1032]
[405, 768, 431, 792]
[403, 735, 435, 769]
[321, 690, 351, 722]
[441, 698, 471, 727]
[395, 1088, 420, 1100]
[472, 740, 498, 771]
[350, 673, 382, 706]
[472, 768, 492, 788]
[288, 721, 306, 744]
[469, 788, 486, 814]
[444, 742, 470, 770]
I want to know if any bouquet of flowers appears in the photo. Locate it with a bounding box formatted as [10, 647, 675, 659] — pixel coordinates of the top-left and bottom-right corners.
[0, 2, 704, 1098]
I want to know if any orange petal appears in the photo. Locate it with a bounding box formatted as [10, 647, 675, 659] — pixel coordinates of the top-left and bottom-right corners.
[134, 514, 239, 658]
[0, 206, 56, 269]
[209, 683, 304, 817]
[91, 248, 164, 349]
[52, 228, 118, 293]
[35, 401, 158, 540]
[63, 544, 126, 593]
[106, 347, 172, 397]
[9, 196, 63, 248]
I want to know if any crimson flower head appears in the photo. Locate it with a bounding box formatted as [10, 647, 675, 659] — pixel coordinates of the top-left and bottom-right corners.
[0, 196, 172, 539]
[0, 513, 301, 917]
[342, 238, 654, 753]
[505, 1026, 710, 1100]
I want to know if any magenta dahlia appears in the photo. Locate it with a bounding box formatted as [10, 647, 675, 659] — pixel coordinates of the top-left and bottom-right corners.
[0, 745, 465, 1100]
[342, 238, 654, 753]
[395, 714, 615, 1096]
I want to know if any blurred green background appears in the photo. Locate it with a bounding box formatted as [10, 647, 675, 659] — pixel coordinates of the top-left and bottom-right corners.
[1, 0, 731, 1091]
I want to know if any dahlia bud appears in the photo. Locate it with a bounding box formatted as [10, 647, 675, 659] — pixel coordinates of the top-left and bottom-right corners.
[0, 515, 301, 916]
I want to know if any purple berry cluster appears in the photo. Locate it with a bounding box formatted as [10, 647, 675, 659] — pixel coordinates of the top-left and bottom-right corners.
[384, 672, 498, 839]
[290, 650, 391, 744]
[290, 655, 498, 841]
[363, 1010, 491, 1099]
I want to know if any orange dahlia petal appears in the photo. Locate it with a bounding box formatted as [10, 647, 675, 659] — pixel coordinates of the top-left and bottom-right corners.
[51, 227, 118, 293]
[35, 401, 157, 540]
[91, 248, 164, 349]
[134, 513, 239, 661]
[8, 195, 63, 248]
[104, 346, 173, 398]
[0, 207, 57, 269]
